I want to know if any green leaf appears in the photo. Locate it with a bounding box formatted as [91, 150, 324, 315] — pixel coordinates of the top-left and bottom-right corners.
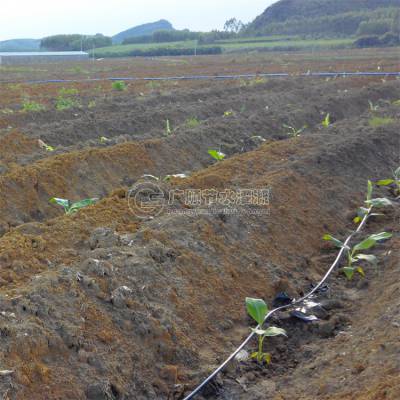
[49, 197, 70, 210]
[368, 232, 392, 241]
[322, 113, 330, 127]
[264, 353, 272, 364]
[246, 297, 268, 325]
[343, 267, 355, 280]
[264, 326, 287, 337]
[356, 266, 365, 277]
[208, 149, 226, 161]
[323, 234, 344, 248]
[250, 352, 258, 359]
[353, 238, 377, 252]
[68, 198, 98, 214]
[367, 180, 373, 202]
[354, 254, 377, 266]
[251, 328, 269, 336]
[365, 198, 393, 207]
[376, 179, 394, 186]
[353, 216, 362, 224]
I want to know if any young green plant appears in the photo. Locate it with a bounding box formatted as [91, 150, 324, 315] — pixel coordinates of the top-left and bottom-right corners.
[283, 124, 307, 137]
[49, 197, 98, 215]
[376, 166, 400, 197]
[368, 101, 379, 111]
[165, 119, 172, 136]
[323, 231, 392, 280]
[353, 180, 392, 224]
[322, 113, 331, 127]
[208, 149, 225, 161]
[246, 298, 287, 364]
[112, 81, 127, 91]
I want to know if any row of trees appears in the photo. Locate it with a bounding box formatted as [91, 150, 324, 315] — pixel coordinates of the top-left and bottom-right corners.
[94, 46, 222, 58]
[122, 18, 246, 46]
[244, 7, 400, 38]
[41, 34, 112, 51]
[123, 29, 201, 45]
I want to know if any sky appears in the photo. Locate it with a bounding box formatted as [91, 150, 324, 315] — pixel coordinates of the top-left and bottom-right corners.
[1, 0, 276, 41]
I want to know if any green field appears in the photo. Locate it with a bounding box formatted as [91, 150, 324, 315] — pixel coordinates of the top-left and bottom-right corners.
[92, 36, 355, 58]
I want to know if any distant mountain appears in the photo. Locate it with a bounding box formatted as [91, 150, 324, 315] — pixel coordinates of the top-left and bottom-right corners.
[247, 0, 400, 37]
[0, 38, 41, 52]
[112, 20, 174, 44]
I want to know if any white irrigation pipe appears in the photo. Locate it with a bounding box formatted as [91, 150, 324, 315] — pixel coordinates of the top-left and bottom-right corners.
[183, 208, 372, 400]
[0, 72, 399, 85]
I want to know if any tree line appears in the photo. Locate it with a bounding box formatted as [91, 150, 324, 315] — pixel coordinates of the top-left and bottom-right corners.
[41, 34, 112, 51]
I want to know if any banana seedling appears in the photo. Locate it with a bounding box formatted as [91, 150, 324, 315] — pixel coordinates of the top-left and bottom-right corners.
[283, 124, 307, 137]
[323, 232, 392, 280]
[322, 113, 331, 127]
[376, 166, 400, 197]
[246, 298, 287, 364]
[208, 149, 226, 161]
[49, 197, 98, 215]
[368, 101, 379, 111]
[165, 119, 172, 136]
[354, 180, 392, 224]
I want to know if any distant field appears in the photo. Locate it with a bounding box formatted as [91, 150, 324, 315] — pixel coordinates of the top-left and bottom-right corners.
[93, 36, 355, 58]
[218, 37, 354, 51]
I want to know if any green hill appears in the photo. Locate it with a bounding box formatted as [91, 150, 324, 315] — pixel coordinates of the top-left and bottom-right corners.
[247, 0, 400, 37]
[112, 20, 174, 44]
[0, 39, 41, 52]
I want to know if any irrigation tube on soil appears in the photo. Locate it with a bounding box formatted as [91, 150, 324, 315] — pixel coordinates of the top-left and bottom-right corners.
[183, 210, 372, 400]
[0, 71, 399, 85]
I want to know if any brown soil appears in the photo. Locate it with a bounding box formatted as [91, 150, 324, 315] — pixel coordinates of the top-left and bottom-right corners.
[0, 50, 398, 400]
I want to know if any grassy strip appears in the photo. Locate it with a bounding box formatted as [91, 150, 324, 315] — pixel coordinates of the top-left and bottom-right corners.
[92, 37, 354, 58]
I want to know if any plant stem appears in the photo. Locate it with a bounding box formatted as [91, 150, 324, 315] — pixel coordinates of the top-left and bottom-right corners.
[258, 335, 264, 364]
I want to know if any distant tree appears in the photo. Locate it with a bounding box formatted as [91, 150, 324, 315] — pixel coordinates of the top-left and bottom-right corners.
[224, 18, 244, 33]
[356, 19, 392, 36]
[391, 9, 400, 34]
[41, 34, 111, 51]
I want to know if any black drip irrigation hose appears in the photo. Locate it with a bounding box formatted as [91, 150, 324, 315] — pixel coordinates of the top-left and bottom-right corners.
[182, 210, 371, 400]
[0, 71, 399, 85]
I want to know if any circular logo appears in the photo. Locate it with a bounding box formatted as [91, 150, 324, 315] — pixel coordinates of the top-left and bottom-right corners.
[128, 180, 166, 219]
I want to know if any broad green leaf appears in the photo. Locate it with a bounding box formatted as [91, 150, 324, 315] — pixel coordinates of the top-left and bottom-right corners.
[49, 197, 70, 209]
[354, 232, 392, 252]
[356, 266, 365, 277]
[323, 234, 344, 248]
[376, 179, 394, 186]
[368, 232, 392, 241]
[355, 254, 377, 266]
[246, 297, 268, 325]
[353, 216, 362, 224]
[251, 328, 269, 336]
[343, 267, 355, 280]
[365, 198, 393, 207]
[264, 326, 287, 337]
[208, 149, 226, 161]
[264, 353, 272, 364]
[367, 180, 373, 202]
[353, 237, 377, 252]
[69, 198, 98, 213]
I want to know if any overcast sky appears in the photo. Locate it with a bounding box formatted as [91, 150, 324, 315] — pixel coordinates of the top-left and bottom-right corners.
[1, 0, 276, 41]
